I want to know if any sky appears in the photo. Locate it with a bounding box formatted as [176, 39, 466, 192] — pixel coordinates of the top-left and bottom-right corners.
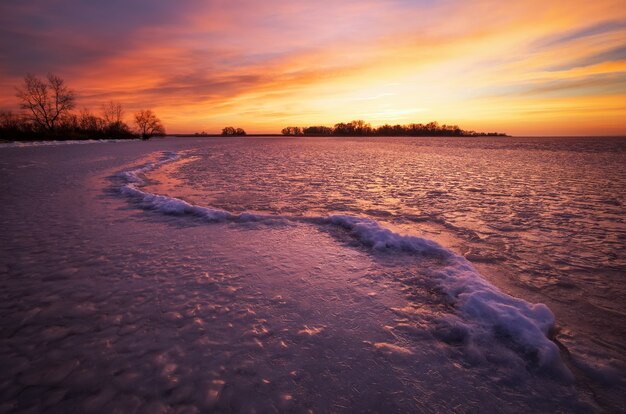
[1, 0, 625, 135]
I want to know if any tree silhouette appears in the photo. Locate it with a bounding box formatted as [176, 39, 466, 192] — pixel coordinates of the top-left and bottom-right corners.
[5, 73, 153, 141]
[134, 109, 165, 139]
[281, 126, 302, 136]
[289, 120, 506, 137]
[101, 101, 131, 136]
[302, 126, 333, 135]
[102, 101, 124, 125]
[15, 73, 76, 132]
[78, 108, 105, 132]
[221, 126, 235, 135]
[221, 127, 246, 136]
[350, 120, 372, 135]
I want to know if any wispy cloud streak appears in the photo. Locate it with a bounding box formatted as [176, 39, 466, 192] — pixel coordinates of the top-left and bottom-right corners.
[0, 0, 625, 135]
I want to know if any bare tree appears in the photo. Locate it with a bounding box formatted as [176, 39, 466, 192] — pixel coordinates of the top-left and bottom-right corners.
[102, 101, 125, 126]
[281, 126, 302, 136]
[134, 109, 165, 139]
[78, 108, 105, 132]
[0, 111, 24, 130]
[15, 73, 75, 132]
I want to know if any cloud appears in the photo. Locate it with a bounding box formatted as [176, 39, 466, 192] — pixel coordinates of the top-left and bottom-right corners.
[548, 45, 626, 71]
[536, 20, 626, 48]
[1, 0, 625, 134]
[481, 72, 626, 98]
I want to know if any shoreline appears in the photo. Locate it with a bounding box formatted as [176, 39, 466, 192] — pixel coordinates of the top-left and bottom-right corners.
[3, 135, 626, 146]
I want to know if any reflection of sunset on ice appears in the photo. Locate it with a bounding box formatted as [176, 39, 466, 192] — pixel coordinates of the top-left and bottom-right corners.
[1, 137, 624, 411]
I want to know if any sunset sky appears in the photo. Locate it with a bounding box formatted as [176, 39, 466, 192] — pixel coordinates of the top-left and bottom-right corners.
[1, 0, 625, 135]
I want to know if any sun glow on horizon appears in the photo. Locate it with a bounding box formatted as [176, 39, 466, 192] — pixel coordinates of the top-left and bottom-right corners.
[1, 0, 625, 135]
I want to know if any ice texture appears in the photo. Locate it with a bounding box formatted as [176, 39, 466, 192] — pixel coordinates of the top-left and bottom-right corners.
[0, 138, 617, 412]
[117, 152, 265, 222]
[325, 215, 567, 377]
[155, 135, 625, 405]
[117, 151, 568, 378]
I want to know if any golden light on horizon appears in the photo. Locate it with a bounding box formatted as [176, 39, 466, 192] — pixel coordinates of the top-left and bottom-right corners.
[0, 0, 625, 135]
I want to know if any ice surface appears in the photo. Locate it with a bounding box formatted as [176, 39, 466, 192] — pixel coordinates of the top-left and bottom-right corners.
[0, 138, 138, 148]
[117, 151, 236, 221]
[117, 151, 569, 379]
[149, 136, 625, 406]
[324, 215, 568, 378]
[0, 138, 618, 412]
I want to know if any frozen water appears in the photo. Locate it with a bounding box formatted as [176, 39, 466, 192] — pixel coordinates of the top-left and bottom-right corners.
[0, 137, 623, 412]
[153, 136, 626, 404]
[118, 152, 571, 380]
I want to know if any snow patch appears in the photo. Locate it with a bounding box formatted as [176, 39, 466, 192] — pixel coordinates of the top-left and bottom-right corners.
[326, 214, 452, 257]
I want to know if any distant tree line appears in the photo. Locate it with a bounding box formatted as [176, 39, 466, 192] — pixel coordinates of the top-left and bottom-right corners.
[0, 73, 165, 141]
[281, 120, 507, 137]
[221, 126, 247, 136]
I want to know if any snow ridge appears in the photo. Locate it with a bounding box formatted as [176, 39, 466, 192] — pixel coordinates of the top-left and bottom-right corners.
[117, 151, 234, 221]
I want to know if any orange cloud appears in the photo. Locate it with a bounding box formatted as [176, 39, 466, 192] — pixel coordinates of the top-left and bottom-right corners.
[1, 0, 625, 135]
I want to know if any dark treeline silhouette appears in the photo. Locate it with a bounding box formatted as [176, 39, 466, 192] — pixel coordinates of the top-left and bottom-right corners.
[282, 120, 507, 137]
[0, 74, 165, 141]
[281, 126, 302, 136]
[134, 109, 165, 140]
[221, 127, 247, 136]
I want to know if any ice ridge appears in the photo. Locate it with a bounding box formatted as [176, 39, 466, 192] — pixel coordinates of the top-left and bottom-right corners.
[115, 151, 570, 378]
